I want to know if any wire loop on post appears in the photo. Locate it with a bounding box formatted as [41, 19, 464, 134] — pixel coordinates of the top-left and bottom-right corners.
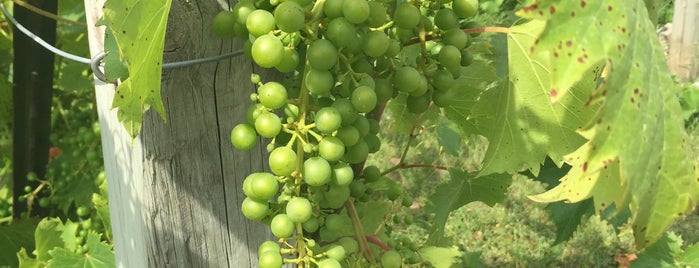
[1, 2, 245, 83]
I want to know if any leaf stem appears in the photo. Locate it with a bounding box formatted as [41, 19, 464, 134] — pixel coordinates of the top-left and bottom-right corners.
[345, 198, 376, 263]
[380, 104, 432, 176]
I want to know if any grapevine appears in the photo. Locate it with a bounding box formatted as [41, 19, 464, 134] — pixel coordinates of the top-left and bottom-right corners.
[218, 0, 482, 267]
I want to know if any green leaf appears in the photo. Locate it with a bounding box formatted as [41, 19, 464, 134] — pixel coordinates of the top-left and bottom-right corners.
[442, 60, 497, 136]
[546, 199, 594, 244]
[93, 193, 112, 243]
[0, 220, 36, 267]
[462, 251, 485, 268]
[679, 241, 699, 266]
[418, 246, 461, 268]
[18, 248, 42, 268]
[356, 200, 391, 234]
[520, 0, 699, 248]
[47, 232, 115, 268]
[102, 0, 173, 137]
[102, 30, 129, 83]
[425, 169, 511, 245]
[631, 232, 682, 268]
[472, 20, 598, 176]
[51, 172, 99, 212]
[435, 120, 462, 156]
[34, 218, 66, 262]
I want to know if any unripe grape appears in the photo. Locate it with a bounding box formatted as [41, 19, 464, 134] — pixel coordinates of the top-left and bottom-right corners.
[362, 30, 390, 58]
[453, 0, 479, 19]
[344, 140, 369, 164]
[305, 69, 335, 95]
[258, 251, 283, 268]
[231, 124, 257, 150]
[319, 136, 346, 162]
[439, 45, 462, 69]
[327, 17, 356, 48]
[269, 147, 297, 176]
[257, 82, 287, 110]
[252, 35, 284, 68]
[270, 214, 295, 238]
[323, 0, 344, 19]
[332, 98, 358, 125]
[274, 1, 304, 33]
[349, 180, 366, 198]
[232, 0, 256, 25]
[432, 88, 455, 107]
[393, 67, 421, 93]
[353, 116, 370, 137]
[336, 125, 360, 146]
[406, 94, 430, 114]
[362, 165, 380, 182]
[434, 8, 459, 30]
[304, 157, 332, 186]
[315, 107, 343, 134]
[342, 0, 370, 24]
[364, 134, 381, 153]
[431, 69, 454, 91]
[325, 245, 347, 260]
[254, 112, 282, 138]
[351, 86, 378, 113]
[308, 39, 338, 70]
[246, 10, 276, 37]
[394, 3, 420, 29]
[338, 237, 359, 254]
[241, 197, 269, 221]
[275, 47, 300, 73]
[322, 184, 350, 209]
[303, 216, 320, 233]
[332, 163, 354, 186]
[367, 2, 387, 28]
[381, 250, 402, 268]
[212, 11, 236, 38]
[258, 241, 281, 256]
[249, 172, 279, 200]
[319, 258, 342, 268]
[461, 48, 474, 66]
[443, 28, 469, 50]
[286, 197, 312, 223]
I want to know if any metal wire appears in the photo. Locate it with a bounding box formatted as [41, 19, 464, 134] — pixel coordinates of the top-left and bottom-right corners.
[1, 2, 245, 82]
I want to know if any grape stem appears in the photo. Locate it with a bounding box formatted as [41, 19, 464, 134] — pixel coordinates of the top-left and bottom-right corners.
[365, 234, 391, 251]
[401, 164, 447, 170]
[380, 103, 432, 176]
[345, 198, 376, 263]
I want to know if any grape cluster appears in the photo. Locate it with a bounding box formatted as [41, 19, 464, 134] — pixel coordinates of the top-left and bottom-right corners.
[216, 0, 479, 267]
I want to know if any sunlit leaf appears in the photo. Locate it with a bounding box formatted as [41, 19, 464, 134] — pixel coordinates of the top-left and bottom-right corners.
[418, 246, 461, 268]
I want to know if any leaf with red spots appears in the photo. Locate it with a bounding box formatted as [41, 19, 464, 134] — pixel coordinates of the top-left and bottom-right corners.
[471, 20, 598, 176]
[103, 0, 172, 137]
[520, 0, 699, 248]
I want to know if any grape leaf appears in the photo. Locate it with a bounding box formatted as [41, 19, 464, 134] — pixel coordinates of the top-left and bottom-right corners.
[47, 232, 115, 268]
[102, 0, 172, 137]
[51, 171, 98, 212]
[425, 168, 511, 245]
[435, 120, 462, 156]
[472, 20, 599, 176]
[679, 241, 699, 266]
[0, 220, 36, 267]
[442, 60, 497, 137]
[547, 199, 594, 244]
[631, 232, 682, 267]
[18, 248, 42, 268]
[520, 0, 699, 248]
[34, 218, 65, 262]
[418, 246, 461, 268]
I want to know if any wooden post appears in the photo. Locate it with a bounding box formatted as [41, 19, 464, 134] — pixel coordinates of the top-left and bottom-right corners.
[84, 0, 272, 266]
[669, 0, 699, 81]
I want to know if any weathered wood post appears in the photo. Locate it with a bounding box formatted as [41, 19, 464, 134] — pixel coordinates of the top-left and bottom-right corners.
[669, 0, 699, 81]
[84, 0, 272, 266]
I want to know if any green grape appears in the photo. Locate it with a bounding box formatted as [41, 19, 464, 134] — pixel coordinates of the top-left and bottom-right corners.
[387, 183, 403, 201]
[325, 245, 347, 260]
[403, 214, 414, 225]
[319, 136, 345, 162]
[286, 197, 312, 223]
[332, 163, 354, 186]
[362, 30, 390, 58]
[438, 45, 462, 69]
[24, 185, 31, 193]
[421, 14, 433, 30]
[307, 39, 338, 71]
[315, 107, 342, 134]
[38, 197, 50, 208]
[233, 0, 256, 25]
[349, 180, 366, 198]
[274, 1, 304, 33]
[326, 17, 357, 48]
[432, 88, 455, 107]
[251, 35, 284, 68]
[342, 0, 370, 24]
[284, 104, 300, 120]
[270, 214, 295, 238]
[431, 69, 454, 91]
[409, 75, 429, 96]
[233, 22, 249, 38]
[344, 140, 368, 164]
[322, 184, 350, 209]
[302, 216, 320, 233]
[242, 197, 269, 221]
[434, 8, 459, 30]
[351, 86, 378, 113]
[406, 94, 430, 114]
[246, 10, 276, 37]
[381, 250, 402, 268]
[336, 125, 360, 146]
[258, 82, 288, 110]
[453, 0, 479, 19]
[364, 134, 381, 153]
[258, 251, 283, 268]
[338, 237, 359, 254]
[374, 78, 394, 103]
[362, 165, 380, 182]
[269, 147, 297, 176]
[324, 214, 349, 233]
[461, 48, 474, 66]
[76, 206, 91, 218]
[250, 172, 279, 200]
[367, 118, 379, 135]
[367, 2, 387, 28]
[393, 67, 421, 93]
[305, 68, 335, 95]
[402, 195, 414, 207]
[258, 240, 281, 255]
[304, 157, 332, 186]
[353, 116, 370, 137]
[319, 258, 342, 268]
[254, 112, 282, 138]
[443, 28, 469, 50]
[394, 3, 420, 29]
[332, 98, 358, 125]
[212, 11, 236, 38]
[385, 40, 401, 57]
[275, 47, 300, 73]
[323, 0, 344, 19]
